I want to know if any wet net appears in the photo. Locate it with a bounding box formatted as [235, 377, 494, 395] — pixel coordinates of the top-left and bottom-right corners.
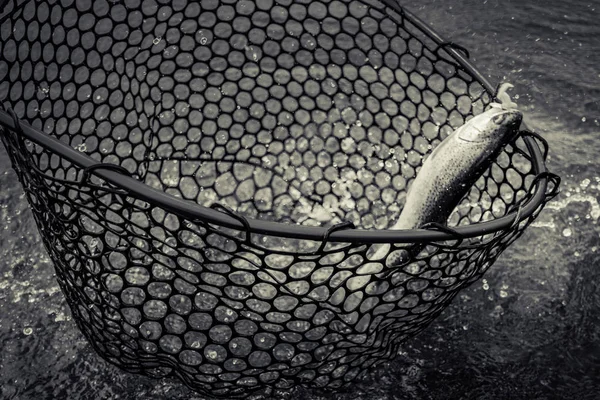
[0, 0, 560, 398]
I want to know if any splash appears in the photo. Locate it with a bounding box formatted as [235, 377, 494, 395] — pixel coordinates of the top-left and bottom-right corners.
[545, 191, 600, 221]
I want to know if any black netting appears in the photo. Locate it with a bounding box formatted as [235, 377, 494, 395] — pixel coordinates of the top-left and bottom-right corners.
[0, 0, 558, 398]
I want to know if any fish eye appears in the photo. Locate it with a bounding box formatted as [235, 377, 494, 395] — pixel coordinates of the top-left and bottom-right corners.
[492, 113, 508, 125]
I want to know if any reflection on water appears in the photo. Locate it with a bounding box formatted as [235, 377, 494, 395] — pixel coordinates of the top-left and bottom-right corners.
[1, 0, 599, 399]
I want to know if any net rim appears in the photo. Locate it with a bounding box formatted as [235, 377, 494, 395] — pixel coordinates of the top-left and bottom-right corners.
[0, 2, 550, 244]
[0, 111, 549, 245]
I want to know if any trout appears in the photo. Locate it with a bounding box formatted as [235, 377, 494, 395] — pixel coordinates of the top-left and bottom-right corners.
[372, 87, 523, 266]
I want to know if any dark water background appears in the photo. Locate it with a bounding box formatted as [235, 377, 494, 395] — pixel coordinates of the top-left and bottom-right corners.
[1, 0, 599, 399]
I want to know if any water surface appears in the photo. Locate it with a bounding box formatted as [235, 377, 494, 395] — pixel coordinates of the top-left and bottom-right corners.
[1, 0, 599, 399]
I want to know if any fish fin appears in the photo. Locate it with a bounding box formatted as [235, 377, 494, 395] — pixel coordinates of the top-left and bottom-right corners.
[495, 82, 519, 110]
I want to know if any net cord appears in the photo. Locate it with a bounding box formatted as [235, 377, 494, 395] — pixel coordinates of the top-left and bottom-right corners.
[0, 1, 551, 244]
[0, 109, 550, 243]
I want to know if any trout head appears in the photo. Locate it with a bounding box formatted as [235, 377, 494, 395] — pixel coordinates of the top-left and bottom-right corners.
[457, 108, 523, 148]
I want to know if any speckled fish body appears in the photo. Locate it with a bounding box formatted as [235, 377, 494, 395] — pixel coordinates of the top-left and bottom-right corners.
[393, 107, 523, 230]
[372, 107, 523, 265]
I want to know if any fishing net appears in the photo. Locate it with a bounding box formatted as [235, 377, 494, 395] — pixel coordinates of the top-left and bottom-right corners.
[0, 0, 559, 398]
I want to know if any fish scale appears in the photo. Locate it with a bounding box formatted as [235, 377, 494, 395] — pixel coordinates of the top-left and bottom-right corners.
[372, 105, 523, 266]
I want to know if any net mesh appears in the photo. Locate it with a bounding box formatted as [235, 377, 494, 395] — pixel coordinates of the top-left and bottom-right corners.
[0, 0, 557, 397]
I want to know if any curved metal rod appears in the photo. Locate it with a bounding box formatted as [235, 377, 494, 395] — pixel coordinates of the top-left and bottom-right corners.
[436, 42, 471, 59]
[420, 222, 464, 248]
[519, 130, 549, 161]
[531, 171, 561, 200]
[0, 109, 550, 244]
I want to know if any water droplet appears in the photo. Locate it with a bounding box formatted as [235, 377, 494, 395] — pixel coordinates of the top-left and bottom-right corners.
[582, 117, 587, 122]
[499, 290, 508, 298]
[562, 228, 572, 237]
[581, 178, 591, 189]
[482, 279, 489, 291]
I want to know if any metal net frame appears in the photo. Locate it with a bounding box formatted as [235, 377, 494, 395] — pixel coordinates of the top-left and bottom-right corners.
[0, 0, 560, 397]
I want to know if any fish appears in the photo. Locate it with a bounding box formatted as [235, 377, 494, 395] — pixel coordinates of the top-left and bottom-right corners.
[371, 87, 523, 267]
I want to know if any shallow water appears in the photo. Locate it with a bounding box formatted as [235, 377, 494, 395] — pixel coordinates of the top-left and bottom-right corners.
[1, 0, 599, 399]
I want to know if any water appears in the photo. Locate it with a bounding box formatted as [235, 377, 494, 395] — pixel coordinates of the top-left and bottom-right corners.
[1, 0, 599, 398]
